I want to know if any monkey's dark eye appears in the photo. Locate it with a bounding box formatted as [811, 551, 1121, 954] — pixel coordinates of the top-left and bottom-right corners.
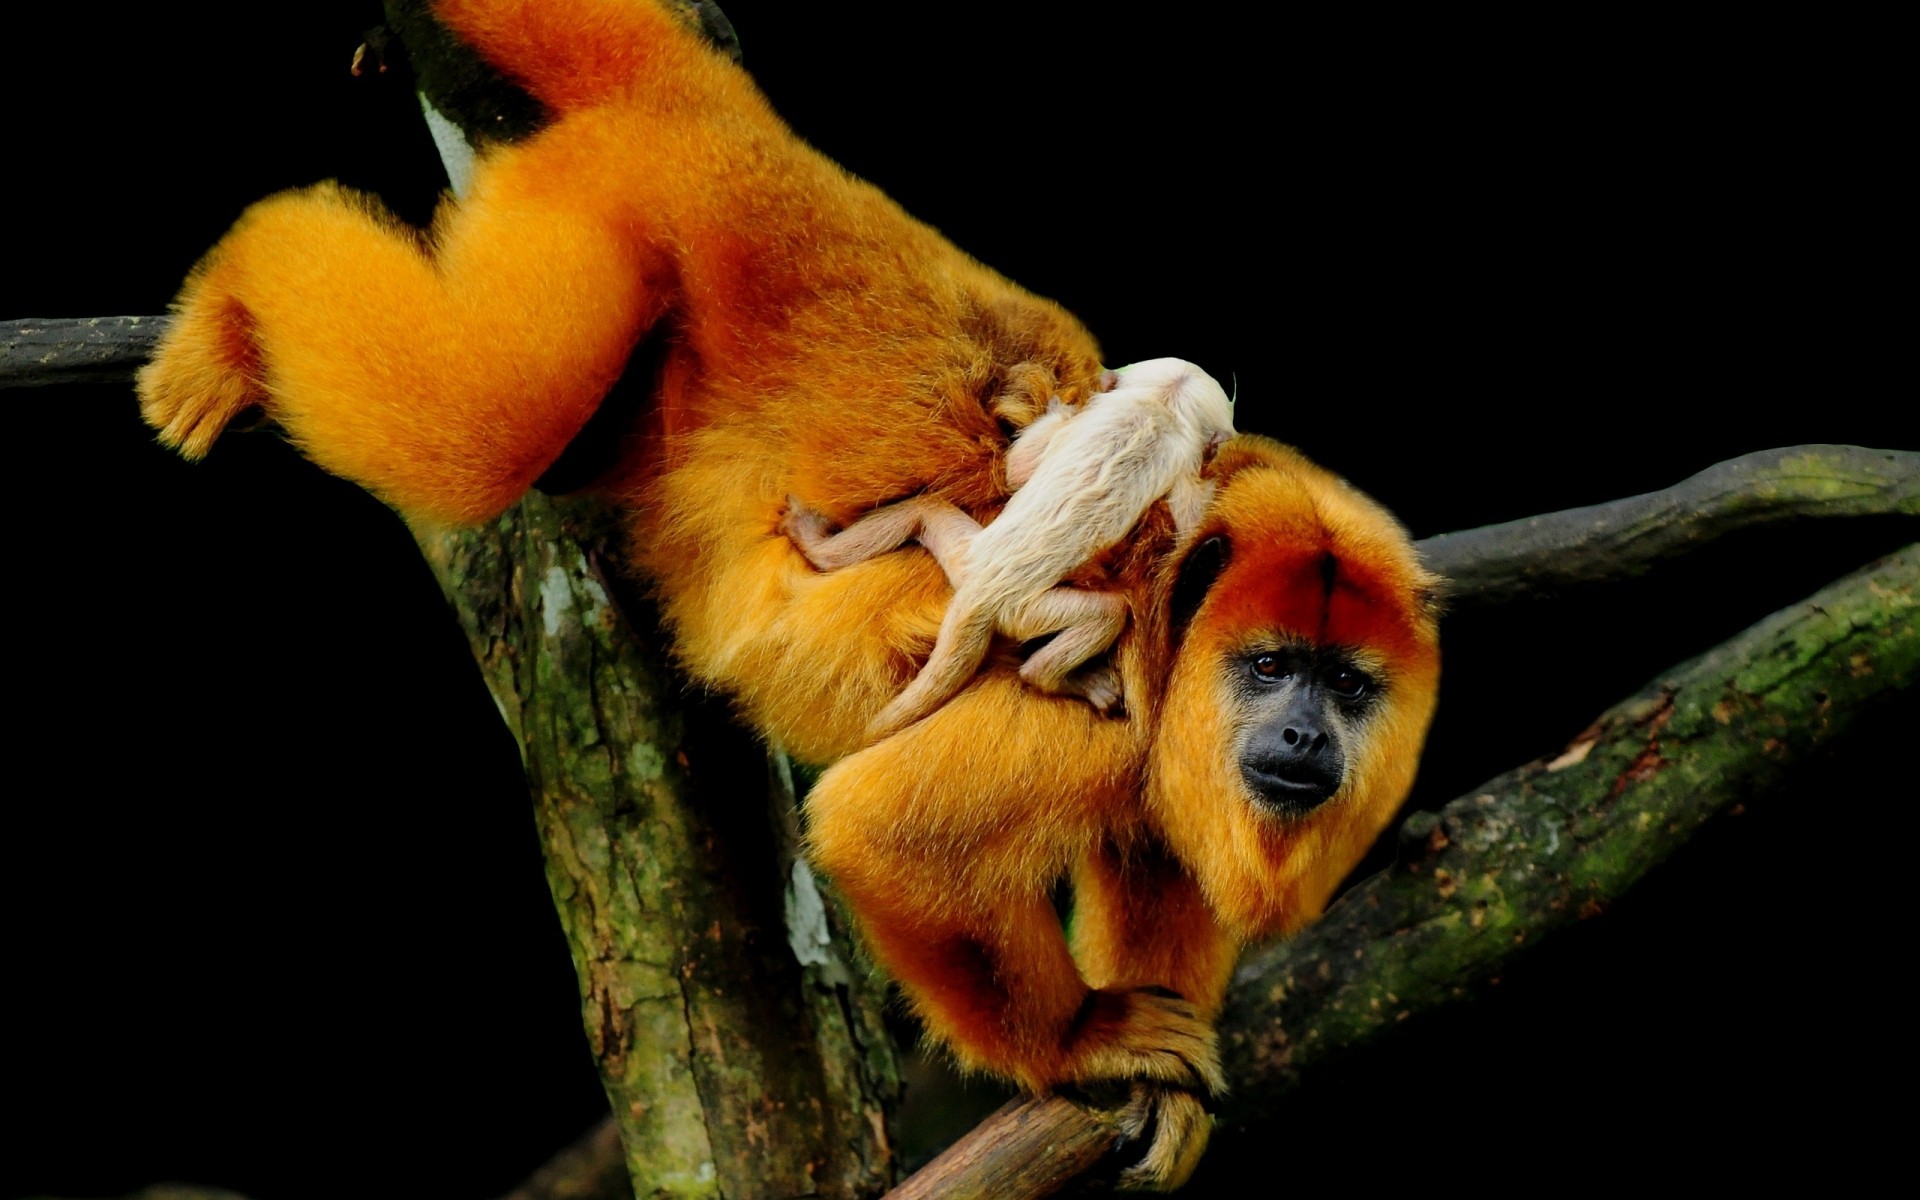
[1251, 654, 1288, 682]
[1326, 668, 1371, 700]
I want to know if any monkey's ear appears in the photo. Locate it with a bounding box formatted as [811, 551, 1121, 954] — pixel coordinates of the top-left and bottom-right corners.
[1170, 535, 1231, 643]
[1411, 566, 1448, 621]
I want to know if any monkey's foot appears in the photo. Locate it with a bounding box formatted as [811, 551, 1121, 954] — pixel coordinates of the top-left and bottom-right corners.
[1049, 661, 1125, 717]
[137, 290, 264, 460]
[1114, 1082, 1213, 1192]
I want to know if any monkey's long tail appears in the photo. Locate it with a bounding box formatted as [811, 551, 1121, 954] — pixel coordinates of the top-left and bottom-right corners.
[420, 0, 743, 114]
[865, 596, 999, 742]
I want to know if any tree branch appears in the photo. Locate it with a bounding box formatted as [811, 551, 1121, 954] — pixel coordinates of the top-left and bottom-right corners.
[5, 296, 1913, 1193]
[883, 1096, 1119, 1200]
[1421, 445, 1918, 606]
[0, 315, 166, 388]
[5, 300, 1913, 1190]
[887, 545, 1916, 1197]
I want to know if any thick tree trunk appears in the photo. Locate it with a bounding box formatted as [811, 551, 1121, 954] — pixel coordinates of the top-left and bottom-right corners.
[411, 496, 900, 1198]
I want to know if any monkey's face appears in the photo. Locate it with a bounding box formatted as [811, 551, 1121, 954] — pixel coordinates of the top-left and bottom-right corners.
[1146, 439, 1440, 940]
[1231, 641, 1385, 815]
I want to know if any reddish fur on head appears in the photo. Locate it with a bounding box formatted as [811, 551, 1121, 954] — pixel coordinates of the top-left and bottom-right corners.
[1147, 439, 1441, 940]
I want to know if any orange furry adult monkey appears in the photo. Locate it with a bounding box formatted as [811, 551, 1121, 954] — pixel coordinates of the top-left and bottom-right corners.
[785, 357, 1236, 739]
[138, 1, 1440, 1186]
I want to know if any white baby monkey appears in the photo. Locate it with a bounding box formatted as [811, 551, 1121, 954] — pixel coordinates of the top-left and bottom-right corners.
[783, 357, 1237, 741]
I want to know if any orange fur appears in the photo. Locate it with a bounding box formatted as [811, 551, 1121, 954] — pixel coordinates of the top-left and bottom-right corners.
[137, 3, 1440, 1185]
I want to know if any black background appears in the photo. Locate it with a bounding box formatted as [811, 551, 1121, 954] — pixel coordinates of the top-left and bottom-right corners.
[3, 4, 1912, 1197]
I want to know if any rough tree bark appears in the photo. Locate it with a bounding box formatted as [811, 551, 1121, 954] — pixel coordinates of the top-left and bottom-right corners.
[412, 497, 900, 1199]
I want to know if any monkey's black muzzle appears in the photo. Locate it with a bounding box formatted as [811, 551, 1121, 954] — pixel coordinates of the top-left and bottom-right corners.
[1241, 705, 1344, 815]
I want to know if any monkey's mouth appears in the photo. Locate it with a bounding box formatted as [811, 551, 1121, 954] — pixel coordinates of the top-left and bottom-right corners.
[1241, 762, 1339, 815]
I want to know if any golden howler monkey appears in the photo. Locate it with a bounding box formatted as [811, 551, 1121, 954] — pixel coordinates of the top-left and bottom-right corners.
[137, 0, 1440, 1187]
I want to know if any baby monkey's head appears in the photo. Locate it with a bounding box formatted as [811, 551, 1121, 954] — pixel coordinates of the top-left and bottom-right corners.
[1106, 357, 1237, 456]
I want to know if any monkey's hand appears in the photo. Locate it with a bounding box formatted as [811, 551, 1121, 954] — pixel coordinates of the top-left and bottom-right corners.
[1058, 987, 1222, 1191]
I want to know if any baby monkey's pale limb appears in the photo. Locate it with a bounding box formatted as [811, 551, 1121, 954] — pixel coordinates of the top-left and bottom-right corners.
[782, 495, 979, 577]
[1001, 588, 1127, 714]
[782, 496, 1130, 731]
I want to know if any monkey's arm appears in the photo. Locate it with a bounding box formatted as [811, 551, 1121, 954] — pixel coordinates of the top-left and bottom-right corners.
[806, 685, 1223, 1189]
[139, 133, 670, 526]
[1069, 839, 1240, 1189]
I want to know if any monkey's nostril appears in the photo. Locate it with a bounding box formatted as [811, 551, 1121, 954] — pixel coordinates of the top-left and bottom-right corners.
[1282, 727, 1300, 745]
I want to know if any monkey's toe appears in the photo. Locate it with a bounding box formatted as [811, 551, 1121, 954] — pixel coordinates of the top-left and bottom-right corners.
[1114, 1083, 1213, 1192]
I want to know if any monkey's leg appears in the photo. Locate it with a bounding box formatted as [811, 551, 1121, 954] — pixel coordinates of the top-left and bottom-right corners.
[1004, 588, 1131, 715]
[781, 495, 980, 576]
[807, 696, 1222, 1101]
[810, 837, 1222, 1102]
[140, 135, 669, 525]
[1070, 840, 1238, 1020]
[1068, 838, 1240, 1191]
